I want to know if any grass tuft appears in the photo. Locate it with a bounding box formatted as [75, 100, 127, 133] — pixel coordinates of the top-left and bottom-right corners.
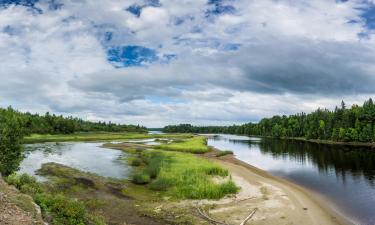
[216, 150, 234, 157]
[132, 172, 151, 184]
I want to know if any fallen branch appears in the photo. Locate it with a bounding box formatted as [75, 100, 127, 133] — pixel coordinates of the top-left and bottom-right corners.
[196, 205, 229, 225]
[239, 208, 258, 225]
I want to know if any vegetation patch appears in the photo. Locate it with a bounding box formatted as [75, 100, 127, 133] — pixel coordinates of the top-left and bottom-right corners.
[25, 132, 193, 143]
[216, 150, 234, 157]
[130, 150, 239, 199]
[155, 136, 210, 153]
[5, 173, 104, 225]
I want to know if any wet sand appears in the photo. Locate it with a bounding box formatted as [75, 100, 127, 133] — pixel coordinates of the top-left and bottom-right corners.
[200, 151, 353, 225]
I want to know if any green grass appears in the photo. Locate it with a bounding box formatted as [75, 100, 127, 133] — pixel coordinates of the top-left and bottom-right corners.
[216, 150, 234, 157]
[5, 173, 105, 225]
[155, 136, 210, 153]
[132, 150, 239, 199]
[24, 132, 194, 143]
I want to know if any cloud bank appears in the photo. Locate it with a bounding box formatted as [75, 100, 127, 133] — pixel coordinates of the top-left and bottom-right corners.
[0, 0, 375, 127]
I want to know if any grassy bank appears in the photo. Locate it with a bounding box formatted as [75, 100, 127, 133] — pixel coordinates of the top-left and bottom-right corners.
[119, 148, 239, 199]
[154, 136, 210, 153]
[33, 163, 201, 225]
[5, 172, 105, 225]
[10, 134, 239, 224]
[24, 132, 193, 143]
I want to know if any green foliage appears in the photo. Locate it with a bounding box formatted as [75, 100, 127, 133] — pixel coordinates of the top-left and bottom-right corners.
[132, 150, 239, 199]
[216, 150, 234, 157]
[25, 132, 193, 144]
[34, 194, 87, 225]
[163, 99, 375, 143]
[0, 107, 25, 176]
[132, 172, 151, 184]
[5, 173, 42, 195]
[1, 108, 146, 136]
[6, 173, 103, 225]
[130, 158, 142, 166]
[155, 136, 209, 153]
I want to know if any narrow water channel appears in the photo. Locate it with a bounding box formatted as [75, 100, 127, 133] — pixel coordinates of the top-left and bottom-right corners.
[208, 134, 375, 225]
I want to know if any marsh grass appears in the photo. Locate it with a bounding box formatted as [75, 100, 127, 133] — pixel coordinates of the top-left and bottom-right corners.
[155, 136, 209, 153]
[133, 150, 239, 199]
[24, 132, 193, 143]
[216, 150, 234, 157]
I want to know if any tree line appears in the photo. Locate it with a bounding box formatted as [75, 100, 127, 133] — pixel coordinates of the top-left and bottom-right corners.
[163, 98, 375, 143]
[0, 107, 146, 176]
[12, 108, 146, 135]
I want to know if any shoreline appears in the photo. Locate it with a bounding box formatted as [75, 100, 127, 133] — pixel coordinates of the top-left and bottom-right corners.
[205, 148, 355, 225]
[249, 134, 375, 148]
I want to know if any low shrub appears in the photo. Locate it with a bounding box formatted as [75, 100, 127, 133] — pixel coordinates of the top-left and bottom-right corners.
[132, 172, 151, 184]
[130, 158, 142, 166]
[5, 173, 42, 195]
[34, 193, 86, 225]
[6, 173, 103, 225]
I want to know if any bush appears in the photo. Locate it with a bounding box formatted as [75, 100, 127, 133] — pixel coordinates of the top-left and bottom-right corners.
[0, 108, 25, 176]
[132, 173, 151, 184]
[5, 173, 42, 195]
[130, 158, 142, 166]
[34, 194, 87, 225]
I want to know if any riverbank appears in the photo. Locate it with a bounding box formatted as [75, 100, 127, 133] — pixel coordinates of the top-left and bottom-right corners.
[0, 134, 357, 224]
[23, 132, 193, 143]
[284, 136, 375, 148]
[246, 134, 375, 148]
[203, 148, 353, 225]
[0, 177, 44, 225]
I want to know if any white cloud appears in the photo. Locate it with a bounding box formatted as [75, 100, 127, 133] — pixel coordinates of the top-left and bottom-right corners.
[0, 0, 374, 127]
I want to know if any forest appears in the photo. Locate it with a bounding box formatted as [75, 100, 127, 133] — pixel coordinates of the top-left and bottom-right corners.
[163, 98, 375, 143]
[0, 107, 146, 176]
[2, 107, 147, 135]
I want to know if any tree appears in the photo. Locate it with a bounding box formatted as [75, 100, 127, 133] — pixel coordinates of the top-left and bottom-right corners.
[0, 108, 25, 176]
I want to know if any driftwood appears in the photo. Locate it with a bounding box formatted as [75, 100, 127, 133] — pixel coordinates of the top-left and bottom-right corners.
[196, 203, 258, 225]
[196, 205, 229, 225]
[239, 208, 258, 225]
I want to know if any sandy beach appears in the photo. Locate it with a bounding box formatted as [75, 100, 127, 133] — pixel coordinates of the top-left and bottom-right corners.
[199, 150, 353, 225]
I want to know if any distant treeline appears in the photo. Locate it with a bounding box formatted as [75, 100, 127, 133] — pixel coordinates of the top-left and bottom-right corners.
[0, 107, 146, 175]
[163, 99, 375, 143]
[1, 107, 147, 135]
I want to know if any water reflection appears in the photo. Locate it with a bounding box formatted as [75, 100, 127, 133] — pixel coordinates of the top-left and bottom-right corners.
[208, 135, 375, 225]
[258, 138, 375, 186]
[20, 142, 131, 180]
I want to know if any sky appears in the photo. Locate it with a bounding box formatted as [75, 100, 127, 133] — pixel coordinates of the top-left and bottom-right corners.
[0, 0, 375, 127]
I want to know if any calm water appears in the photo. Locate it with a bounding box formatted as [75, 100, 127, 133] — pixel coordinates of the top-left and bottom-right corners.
[208, 134, 375, 225]
[19, 142, 131, 180]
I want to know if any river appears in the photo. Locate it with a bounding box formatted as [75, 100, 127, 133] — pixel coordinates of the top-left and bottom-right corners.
[19, 142, 131, 180]
[208, 134, 375, 225]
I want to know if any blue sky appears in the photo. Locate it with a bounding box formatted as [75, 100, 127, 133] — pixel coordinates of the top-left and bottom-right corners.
[0, 0, 375, 127]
